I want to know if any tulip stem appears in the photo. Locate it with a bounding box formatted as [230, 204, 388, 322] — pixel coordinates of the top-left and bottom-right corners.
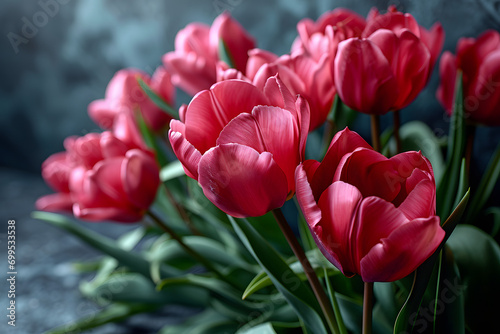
[147, 211, 232, 287]
[362, 282, 374, 334]
[163, 185, 201, 236]
[370, 115, 381, 153]
[393, 110, 402, 154]
[272, 208, 339, 334]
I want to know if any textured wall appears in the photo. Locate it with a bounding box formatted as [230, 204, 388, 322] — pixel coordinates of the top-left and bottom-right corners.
[1, 0, 500, 173]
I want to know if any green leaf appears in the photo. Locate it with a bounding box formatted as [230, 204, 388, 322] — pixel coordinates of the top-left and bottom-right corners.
[135, 110, 169, 167]
[465, 143, 500, 224]
[446, 225, 500, 333]
[81, 272, 209, 307]
[390, 121, 446, 184]
[242, 249, 339, 299]
[485, 207, 500, 237]
[330, 95, 358, 131]
[218, 39, 235, 69]
[159, 309, 238, 334]
[148, 235, 253, 271]
[236, 321, 302, 334]
[296, 198, 317, 252]
[393, 190, 470, 334]
[452, 159, 468, 210]
[324, 268, 348, 334]
[160, 160, 186, 182]
[437, 71, 466, 219]
[431, 246, 465, 334]
[336, 294, 391, 334]
[32, 212, 160, 278]
[45, 303, 157, 334]
[229, 216, 329, 334]
[137, 77, 179, 118]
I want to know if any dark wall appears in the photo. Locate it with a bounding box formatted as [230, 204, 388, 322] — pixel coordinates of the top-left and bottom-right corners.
[1, 0, 499, 173]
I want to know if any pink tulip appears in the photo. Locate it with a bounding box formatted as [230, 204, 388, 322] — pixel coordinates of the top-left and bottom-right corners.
[169, 77, 309, 217]
[37, 132, 160, 223]
[363, 6, 444, 82]
[88, 68, 174, 132]
[436, 30, 500, 126]
[216, 48, 334, 131]
[295, 128, 444, 282]
[163, 12, 255, 96]
[334, 29, 431, 114]
[36, 152, 74, 212]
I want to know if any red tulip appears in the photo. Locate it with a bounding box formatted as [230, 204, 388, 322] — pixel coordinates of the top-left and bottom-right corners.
[163, 12, 255, 96]
[436, 30, 500, 126]
[295, 128, 444, 282]
[216, 48, 334, 131]
[37, 132, 160, 223]
[71, 148, 160, 223]
[36, 151, 74, 212]
[169, 77, 309, 217]
[334, 7, 444, 115]
[88, 68, 174, 132]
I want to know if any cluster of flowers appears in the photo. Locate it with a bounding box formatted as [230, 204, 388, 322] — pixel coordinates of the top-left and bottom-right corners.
[37, 5, 500, 285]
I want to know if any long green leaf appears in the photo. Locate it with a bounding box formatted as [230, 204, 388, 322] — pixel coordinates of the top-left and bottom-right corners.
[137, 77, 179, 118]
[160, 160, 186, 182]
[446, 225, 500, 333]
[437, 71, 466, 219]
[218, 39, 236, 69]
[229, 216, 329, 334]
[160, 309, 238, 334]
[393, 189, 470, 334]
[136, 110, 169, 167]
[465, 143, 500, 224]
[32, 212, 168, 278]
[45, 303, 157, 334]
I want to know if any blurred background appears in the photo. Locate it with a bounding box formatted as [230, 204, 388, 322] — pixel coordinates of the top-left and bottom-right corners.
[1, 0, 499, 333]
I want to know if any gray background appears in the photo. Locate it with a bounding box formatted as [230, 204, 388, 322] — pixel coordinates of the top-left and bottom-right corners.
[1, 0, 500, 333]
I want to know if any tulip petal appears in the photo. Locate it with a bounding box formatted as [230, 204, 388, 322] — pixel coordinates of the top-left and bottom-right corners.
[311, 128, 371, 200]
[185, 80, 267, 154]
[471, 50, 500, 126]
[87, 99, 120, 129]
[74, 204, 143, 223]
[355, 197, 409, 267]
[436, 52, 457, 114]
[100, 132, 129, 158]
[168, 120, 202, 180]
[335, 148, 402, 202]
[198, 144, 288, 218]
[334, 38, 398, 114]
[35, 193, 73, 212]
[360, 216, 443, 282]
[91, 158, 128, 204]
[122, 150, 160, 210]
[398, 179, 435, 220]
[262, 75, 297, 112]
[316, 181, 363, 276]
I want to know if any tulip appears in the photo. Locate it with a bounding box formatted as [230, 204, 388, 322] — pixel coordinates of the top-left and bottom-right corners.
[216, 48, 334, 131]
[169, 76, 309, 217]
[295, 128, 444, 282]
[163, 12, 255, 96]
[37, 132, 160, 223]
[71, 148, 160, 223]
[36, 151, 74, 212]
[334, 7, 443, 115]
[436, 30, 500, 126]
[88, 67, 174, 132]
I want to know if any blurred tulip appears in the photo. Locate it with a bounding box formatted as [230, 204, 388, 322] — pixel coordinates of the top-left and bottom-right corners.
[163, 12, 255, 96]
[37, 132, 160, 223]
[295, 128, 444, 282]
[169, 76, 309, 217]
[88, 68, 174, 132]
[436, 30, 500, 126]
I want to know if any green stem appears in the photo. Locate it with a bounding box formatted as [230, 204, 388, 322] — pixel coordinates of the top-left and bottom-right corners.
[393, 110, 402, 154]
[147, 211, 233, 287]
[363, 282, 374, 334]
[163, 186, 201, 236]
[370, 115, 381, 153]
[272, 209, 339, 334]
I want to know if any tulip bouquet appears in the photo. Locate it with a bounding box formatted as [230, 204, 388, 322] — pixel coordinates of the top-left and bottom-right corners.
[33, 6, 500, 334]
